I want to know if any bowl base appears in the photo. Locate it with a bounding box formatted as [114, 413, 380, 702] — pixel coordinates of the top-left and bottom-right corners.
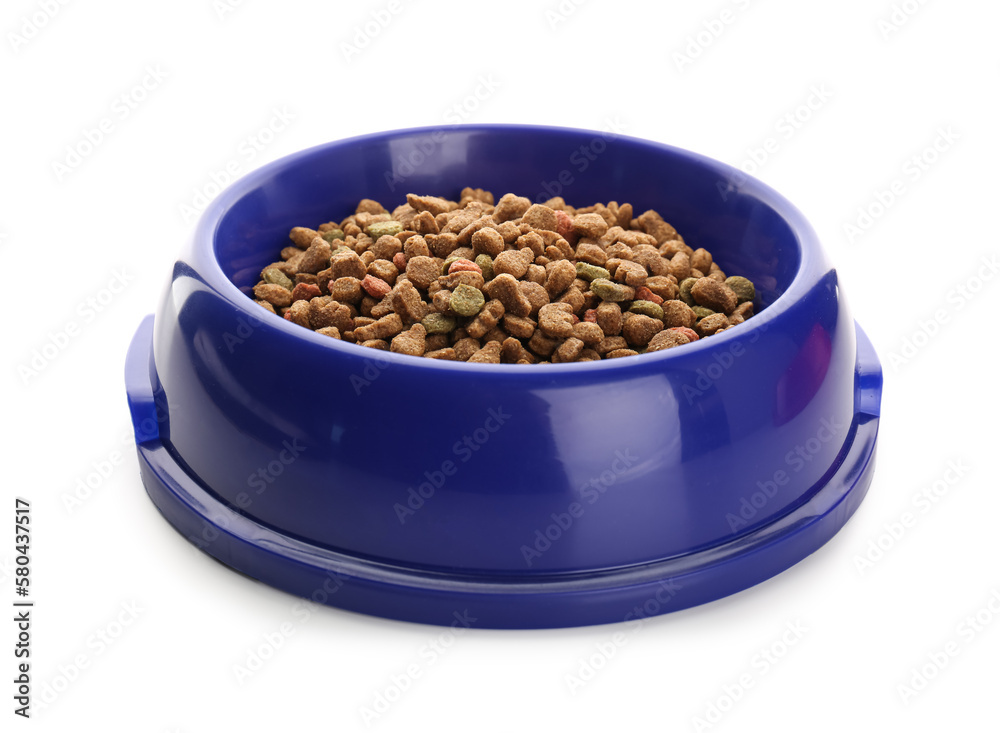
[126, 315, 882, 629]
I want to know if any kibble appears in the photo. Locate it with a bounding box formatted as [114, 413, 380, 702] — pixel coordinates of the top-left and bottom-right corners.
[449, 284, 486, 317]
[575, 262, 611, 282]
[629, 300, 665, 320]
[248, 189, 759, 362]
[590, 278, 635, 303]
[262, 268, 294, 290]
[725, 276, 756, 304]
[422, 312, 457, 334]
[366, 220, 403, 239]
[647, 330, 691, 352]
[690, 277, 738, 315]
[361, 275, 391, 299]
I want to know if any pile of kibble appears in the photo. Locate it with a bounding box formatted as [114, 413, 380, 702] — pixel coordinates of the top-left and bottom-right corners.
[250, 189, 756, 363]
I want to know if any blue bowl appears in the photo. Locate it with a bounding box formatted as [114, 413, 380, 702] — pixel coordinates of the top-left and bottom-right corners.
[125, 124, 882, 628]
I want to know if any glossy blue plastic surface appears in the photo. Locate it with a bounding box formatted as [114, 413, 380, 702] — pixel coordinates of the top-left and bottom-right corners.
[125, 125, 883, 628]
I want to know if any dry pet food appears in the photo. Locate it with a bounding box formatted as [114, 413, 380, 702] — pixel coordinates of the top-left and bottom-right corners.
[249, 189, 757, 363]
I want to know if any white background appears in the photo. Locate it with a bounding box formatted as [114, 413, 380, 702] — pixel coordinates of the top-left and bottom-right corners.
[3, 0, 998, 730]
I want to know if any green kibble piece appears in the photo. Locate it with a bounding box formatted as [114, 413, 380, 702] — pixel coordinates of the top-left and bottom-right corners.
[442, 255, 463, 275]
[629, 300, 664, 320]
[725, 276, 755, 304]
[262, 267, 293, 290]
[365, 220, 403, 239]
[590, 278, 631, 302]
[679, 277, 698, 305]
[450, 284, 485, 316]
[692, 306, 715, 320]
[422, 312, 457, 334]
[475, 254, 495, 281]
[321, 228, 345, 242]
[575, 262, 611, 282]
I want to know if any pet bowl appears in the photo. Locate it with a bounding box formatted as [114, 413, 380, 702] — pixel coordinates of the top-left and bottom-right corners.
[125, 124, 882, 629]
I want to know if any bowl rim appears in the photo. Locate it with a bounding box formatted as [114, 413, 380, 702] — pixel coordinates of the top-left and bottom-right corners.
[195, 123, 824, 374]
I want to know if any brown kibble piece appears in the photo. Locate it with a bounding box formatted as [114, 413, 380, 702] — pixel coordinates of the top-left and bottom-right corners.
[390, 324, 427, 356]
[665, 252, 691, 282]
[647, 330, 690, 352]
[456, 216, 496, 247]
[406, 194, 453, 216]
[503, 314, 536, 339]
[443, 207, 482, 235]
[297, 239, 332, 274]
[500, 337, 529, 364]
[493, 193, 532, 223]
[690, 277, 738, 315]
[353, 313, 403, 341]
[572, 321, 604, 346]
[441, 271, 486, 291]
[544, 259, 577, 297]
[616, 203, 633, 228]
[527, 330, 559, 357]
[538, 302, 575, 339]
[356, 199, 386, 215]
[403, 235, 432, 259]
[467, 340, 502, 364]
[289, 227, 319, 247]
[645, 275, 678, 301]
[329, 250, 368, 281]
[660, 301, 695, 329]
[368, 259, 398, 286]
[733, 301, 754, 320]
[696, 312, 731, 337]
[426, 347, 458, 360]
[553, 337, 585, 363]
[484, 274, 532, 317]
[253, 283, 293, 308]
[575, 243, 608, 266]
[520, 204, 558, 232]
[412, 211, 440, 235]
[392, 280, 428, 323]
[596, 336, 628, 355]
[614, 260, 648, 288]
[495, 220, 521, 244]
[471, 227, 505, 258]
[606, 348, 640, 359]
[309, 300, 353, 331]
[453, 337, 482, 361]
[460, 187, 494, 206]
[465, 300, 505, 339]
[516, 231, 545, 257]
[622, 314, 664, 347]
[284, 300, 311, 327]
[315, 326, 341, 339]
[493, 248, 532, 279]
[557, 286, 586, 314]
[572, 213, 609, 238]
[405, 256, 440, 290]
[328, 277, 364, 303]
[426, 232, 459, 258]
[595, 301, 623, 336]
[691, 248, 713, 273]
[518, 280, 550, 314]
[370, 235, 402, 261]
